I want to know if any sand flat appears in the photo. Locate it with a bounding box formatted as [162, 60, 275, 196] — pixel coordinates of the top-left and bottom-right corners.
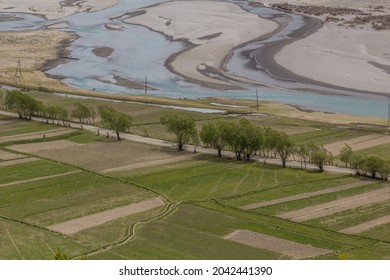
[224, 230, 332, 259]
[275, 23, 390, 94]
[126, 1, 278, 87]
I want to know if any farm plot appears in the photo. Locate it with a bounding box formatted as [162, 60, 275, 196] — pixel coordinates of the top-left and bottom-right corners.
[325, 134, 390, 156]
[90, 203, 369, 260]
[239, 180, 373, 210]
[0, 159, 76, 185]
[0, 127, 75, 143]
[127, 158, 362, 202]
[48, 197, 164, 235]
[306, 199, 390, 242]
[349, 142, 390, 161]
[224, 230, 332, 259]
[0, 171, 155, 227]
[245, 182, 385, 217]
[8, 139, 191, 172]
[0, 118, 59, 138]
[278, 186, 390, 222]
[0, 149, 25, 160]
[0, 217, 88, 260]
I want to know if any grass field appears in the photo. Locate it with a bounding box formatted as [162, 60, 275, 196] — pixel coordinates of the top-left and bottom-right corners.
[1, 94, 390, 260]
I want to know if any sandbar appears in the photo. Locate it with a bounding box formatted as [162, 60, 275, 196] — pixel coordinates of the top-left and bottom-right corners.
[125, 1, 278, 89]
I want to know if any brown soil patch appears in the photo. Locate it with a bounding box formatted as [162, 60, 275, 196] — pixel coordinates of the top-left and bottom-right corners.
[0, 170, 80, 188]
[10, 140, 186, 171]
[101, 153, 194, 173]
[340, 215, 390, 234]
[0, 128, 75, 143]
[241, 180, 373, 210]
[325, 134, 390, 156]
[47, 197, 164, 235]
[224, 230, 332, 259]
[8, 139, 81, 153]
[0, 150, 24, 160]
[279, 186, 390, 222]
[0, 157, 39, 167]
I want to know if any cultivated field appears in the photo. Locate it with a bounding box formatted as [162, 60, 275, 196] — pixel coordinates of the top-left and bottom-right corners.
[0, 93, 389, 260]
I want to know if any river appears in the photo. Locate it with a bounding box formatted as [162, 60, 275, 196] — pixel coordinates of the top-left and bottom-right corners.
[0, 0, 388, 119]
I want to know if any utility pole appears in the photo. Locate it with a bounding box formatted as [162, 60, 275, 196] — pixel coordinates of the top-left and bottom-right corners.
[256, 89, 259, 110]
[144, 75, 148, 95]
[15, 60, 22, 80]
[388, 98, 390, 125]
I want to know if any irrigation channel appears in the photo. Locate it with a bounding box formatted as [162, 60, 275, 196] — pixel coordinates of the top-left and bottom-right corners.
[0, 0, 389, 118]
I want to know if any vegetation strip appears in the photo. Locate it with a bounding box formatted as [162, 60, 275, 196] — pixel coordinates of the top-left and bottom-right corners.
[47, 198, 165, 235]
[0, 170, 80, 188]
[279, 187, 390, 222]
[0, 157, 39, 167]
[240, 180, 374, 210]
[340, 215, 390, 234]
[224, 230, 333, 259]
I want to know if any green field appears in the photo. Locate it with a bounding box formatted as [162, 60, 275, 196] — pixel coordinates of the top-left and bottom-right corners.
[1, 92, 389, 260]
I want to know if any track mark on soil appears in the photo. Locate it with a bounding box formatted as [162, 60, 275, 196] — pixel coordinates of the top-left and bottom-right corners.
[241, 180, 373, 210]
[278, 186, 390, 222]
[47, 197, 165, 235]
[6, 227, 24, 260]
[224, 230, 332, 259]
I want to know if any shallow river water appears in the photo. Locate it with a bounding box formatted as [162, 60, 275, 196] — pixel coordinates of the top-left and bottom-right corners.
[0, 0, 389, 119]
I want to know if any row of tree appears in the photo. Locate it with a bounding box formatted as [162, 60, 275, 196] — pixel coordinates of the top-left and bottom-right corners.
[2, 91, 388, 178]
[0, 90, 132, 140]
[340, 144, 389, 180]
[159, 114, 333, 171]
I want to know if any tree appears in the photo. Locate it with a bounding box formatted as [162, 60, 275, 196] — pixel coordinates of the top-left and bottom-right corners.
[311, 146, 332, 172]
[98, 105, 133, 140]
[71, 103, 95, 124]
[0, 91, 5, 110]
[160, 114, 197, 151]
[340, 144, 354, 167]
[296, 143, 310, 169]
[363, 156, 385, 179]
[273, 131, 294, 168]
[350, 154, 366, 176]
[239, 119, 263, 160]
[4, 90, 42, 120]
[200, 121, 229, 157]
[224, 121, 243, 160]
